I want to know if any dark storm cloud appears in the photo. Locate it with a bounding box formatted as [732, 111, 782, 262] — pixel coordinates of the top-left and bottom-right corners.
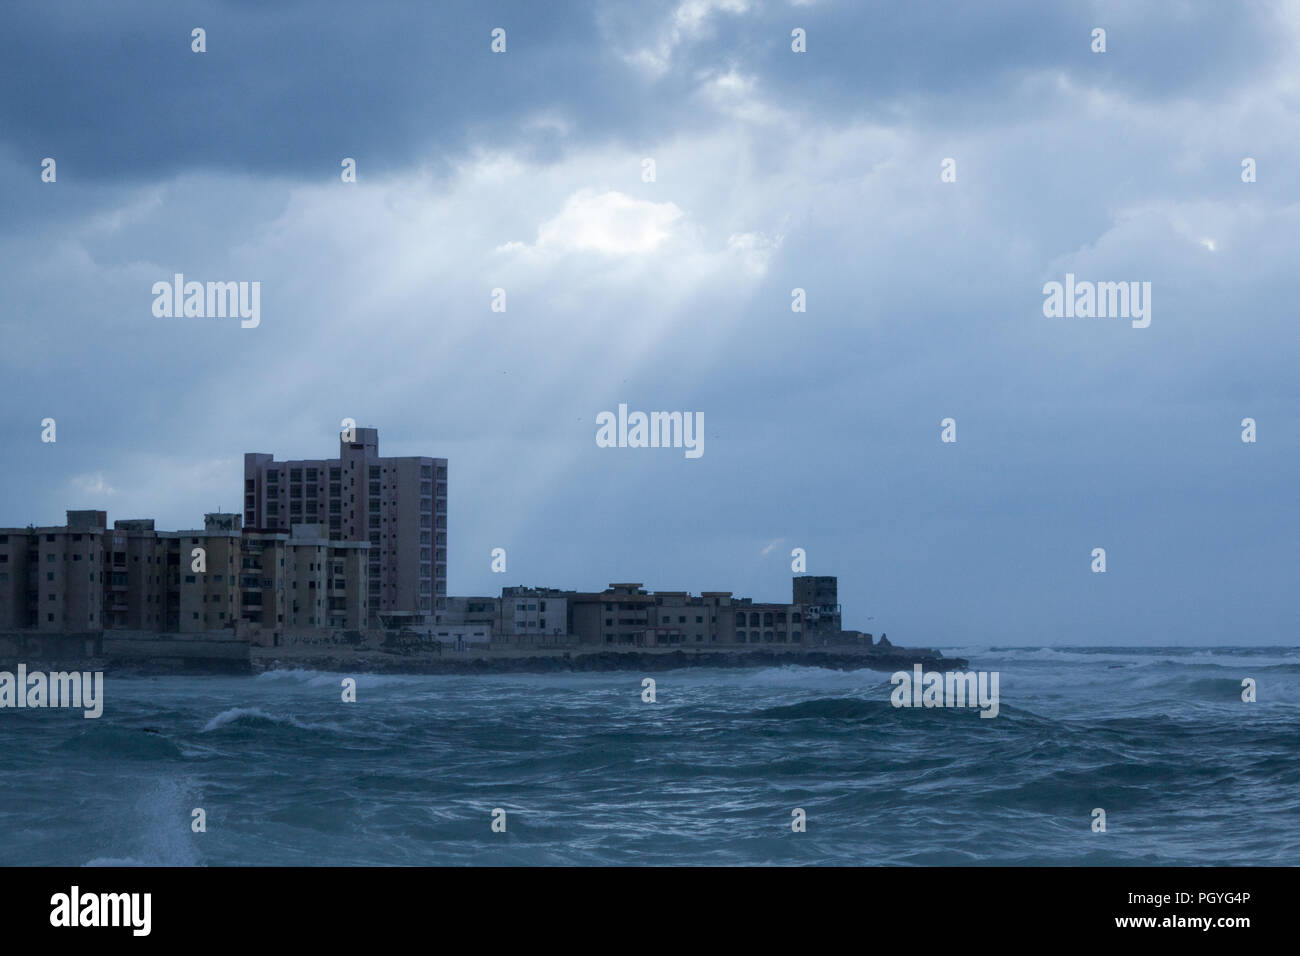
[1, 1, 1288, 186]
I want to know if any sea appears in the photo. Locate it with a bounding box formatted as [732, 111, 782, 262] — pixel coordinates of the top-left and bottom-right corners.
[1, 645, 1296, 866]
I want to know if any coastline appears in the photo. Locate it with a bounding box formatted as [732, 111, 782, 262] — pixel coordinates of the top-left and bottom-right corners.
[249, 645, 968, 676]
[1, 643, 967, 677]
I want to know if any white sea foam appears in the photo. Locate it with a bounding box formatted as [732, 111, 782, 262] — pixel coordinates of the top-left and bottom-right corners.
[201, 706, 319, 733]
[254, 669, 430, 689]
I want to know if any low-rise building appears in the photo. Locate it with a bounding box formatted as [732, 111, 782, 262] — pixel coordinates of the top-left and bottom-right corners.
[569, 583, 656, 646]
[497, 587, 569, 646]
[489, 578, 843, 647]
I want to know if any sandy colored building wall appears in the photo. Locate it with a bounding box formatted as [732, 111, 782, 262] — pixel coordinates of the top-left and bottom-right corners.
[328, 543, 368, 629]
[33, 526, 103, 633]
[245, 428, 447, 628]
[0, 531, 31, 629]
[287, 537, 327, 630]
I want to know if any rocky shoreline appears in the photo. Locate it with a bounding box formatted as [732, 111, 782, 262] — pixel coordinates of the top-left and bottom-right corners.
[3, 643, 967, 677]
[246, 645, 968, 677]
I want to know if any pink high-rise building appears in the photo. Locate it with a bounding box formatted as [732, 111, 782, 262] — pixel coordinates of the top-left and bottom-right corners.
[243, 427, 446, 628]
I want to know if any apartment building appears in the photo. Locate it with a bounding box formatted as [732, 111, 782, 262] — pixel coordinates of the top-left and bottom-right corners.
[548, 578, 839, 647]
[1, 511, 368, 640]
[0, 510, 107, 633]
[243, 426, 446, 627]
[0, 530, 24, 629]
[104, 518, 169, 631]
[649, 590, 738, 645]
[157, 513, 243, 634]
[238, 522, 368, 635]
[497, 586, 568, 645]
[568, 582, 657, 646]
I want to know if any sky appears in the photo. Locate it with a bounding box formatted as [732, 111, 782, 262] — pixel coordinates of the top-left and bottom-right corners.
[1, 0, 1297, 646]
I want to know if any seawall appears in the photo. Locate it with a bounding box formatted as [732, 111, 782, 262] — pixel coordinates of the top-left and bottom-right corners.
[249, 645, 968, 676]
[1, 630, 966, 677]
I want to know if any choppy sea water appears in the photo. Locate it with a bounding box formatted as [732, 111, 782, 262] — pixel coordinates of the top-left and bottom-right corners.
[1, 646, 1296, 866]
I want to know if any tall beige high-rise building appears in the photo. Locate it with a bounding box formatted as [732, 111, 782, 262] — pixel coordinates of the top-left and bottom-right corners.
[243, 427, 446, 627]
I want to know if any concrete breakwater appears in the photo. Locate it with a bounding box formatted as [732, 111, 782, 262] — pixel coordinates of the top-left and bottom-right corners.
[249, 645, 968, 676]
[2, 630, 966, 677]
[0, 631, 253, 675]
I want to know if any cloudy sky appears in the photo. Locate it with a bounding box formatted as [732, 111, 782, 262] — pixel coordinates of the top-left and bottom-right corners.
[2, 1, 1297, 646]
